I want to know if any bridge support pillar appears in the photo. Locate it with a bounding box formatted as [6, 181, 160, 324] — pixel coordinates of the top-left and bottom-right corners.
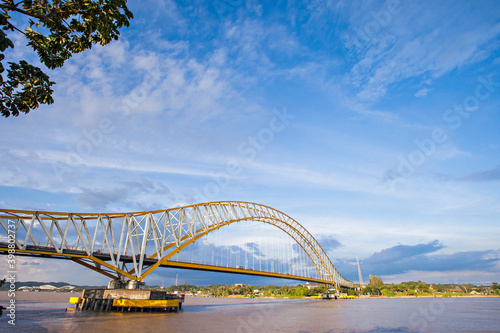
[126, 280, 146, 289]
[108, 279, 146, 290]
[108, 279, 126, 289]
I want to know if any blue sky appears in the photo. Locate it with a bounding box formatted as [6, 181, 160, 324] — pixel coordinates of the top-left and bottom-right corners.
[1, 0, 500, 286]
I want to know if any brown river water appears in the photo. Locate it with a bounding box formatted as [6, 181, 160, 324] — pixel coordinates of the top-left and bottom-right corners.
[0, 292, 499, 332]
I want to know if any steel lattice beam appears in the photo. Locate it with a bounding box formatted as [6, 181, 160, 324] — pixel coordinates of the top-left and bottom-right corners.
[0, 202, 354, 288]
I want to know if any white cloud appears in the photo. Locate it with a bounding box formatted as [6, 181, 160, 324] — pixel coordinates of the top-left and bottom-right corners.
[415, 88, 431, 97]
[345, 6, 500, 102]
[382, 269, 500, 285]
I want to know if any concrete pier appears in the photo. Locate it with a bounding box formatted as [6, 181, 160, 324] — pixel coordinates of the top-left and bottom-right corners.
[69, 289, 185, 312]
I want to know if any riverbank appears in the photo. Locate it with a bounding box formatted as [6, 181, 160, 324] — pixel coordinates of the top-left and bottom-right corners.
[1, 291, 499, 304]
[357, 294, 500, 298]
[0, 291, 80, 303]
[1, 292, 499, 332]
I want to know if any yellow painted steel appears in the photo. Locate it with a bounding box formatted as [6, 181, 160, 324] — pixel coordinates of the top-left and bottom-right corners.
[0, 247, 89, 259]
[137, 218, 326, 285]
[112, 299, 179, 308]
[68, 297, 82, 304]
[136, 221, 233, 281]
[157, 260, 330, 285]
[0, 247, 137, 281]
[71, 258, 118, 280]
[0, 201, 354, 288]
[89, 256, 137, 281]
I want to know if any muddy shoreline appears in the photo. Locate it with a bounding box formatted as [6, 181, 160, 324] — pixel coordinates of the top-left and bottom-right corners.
[0, 291, 80, 303]
[1, 291, 498, 305]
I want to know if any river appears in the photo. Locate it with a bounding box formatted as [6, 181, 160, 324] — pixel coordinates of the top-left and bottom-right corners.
[1, 292, 499, 332]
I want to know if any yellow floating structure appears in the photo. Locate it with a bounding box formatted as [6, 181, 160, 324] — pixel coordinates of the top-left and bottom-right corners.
[113, 299, 179, 308]
[69, 297, 82, 304]
[320, 293, 355, 300]
[69, 289, 184, 313]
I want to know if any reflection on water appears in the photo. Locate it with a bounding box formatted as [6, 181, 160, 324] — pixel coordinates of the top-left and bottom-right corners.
[1, 297, 499, 332]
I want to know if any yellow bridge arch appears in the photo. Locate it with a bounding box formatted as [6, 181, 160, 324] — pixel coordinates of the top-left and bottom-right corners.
[0, 201, 353, 289]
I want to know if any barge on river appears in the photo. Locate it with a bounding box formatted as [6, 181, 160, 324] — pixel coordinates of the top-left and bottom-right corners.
[68, 288, 185, 313]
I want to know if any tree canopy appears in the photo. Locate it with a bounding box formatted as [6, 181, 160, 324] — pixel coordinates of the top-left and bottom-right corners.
[368, 274, 384, 287]
[0, 0, 133, 117]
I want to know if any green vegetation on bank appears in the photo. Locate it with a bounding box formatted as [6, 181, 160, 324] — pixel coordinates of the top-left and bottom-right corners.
[360, 275, 500, 297]
[2, 278, 499, 298]
[159, 283, 329, 298]
[150, 278, 500, 298]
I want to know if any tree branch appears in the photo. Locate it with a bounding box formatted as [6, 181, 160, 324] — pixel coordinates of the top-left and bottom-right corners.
[0, 3, 86, 22]
[0, 3, 46, 20]
[7, 19, 25, 35]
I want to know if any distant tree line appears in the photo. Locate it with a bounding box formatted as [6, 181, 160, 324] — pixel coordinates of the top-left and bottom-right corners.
[160, 283, 328, 298]
[360, 275, 500, 296]
[156, 279, 500, 298]
[3, 279, 499, 297]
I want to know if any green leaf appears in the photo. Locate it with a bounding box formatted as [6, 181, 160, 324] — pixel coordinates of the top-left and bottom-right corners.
[0, 0, 133, 117]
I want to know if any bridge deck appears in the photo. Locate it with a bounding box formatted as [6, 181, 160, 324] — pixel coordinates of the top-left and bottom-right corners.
[0, 243, 332, 285]
[0, 202, 354, 288]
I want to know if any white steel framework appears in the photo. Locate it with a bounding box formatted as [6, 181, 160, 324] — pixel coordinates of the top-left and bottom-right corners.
[0, 201, 354, 289]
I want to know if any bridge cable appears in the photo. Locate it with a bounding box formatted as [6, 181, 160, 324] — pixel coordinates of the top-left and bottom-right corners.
[286, 239, 292, 275]
[252, 242, 255, 271]
[271, 233, 275, 273]
[259, 238, 261, 272]
[280, 233, 283, 274]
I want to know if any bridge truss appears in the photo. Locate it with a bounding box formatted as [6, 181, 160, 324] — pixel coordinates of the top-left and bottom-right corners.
[0, 201, 353, 289]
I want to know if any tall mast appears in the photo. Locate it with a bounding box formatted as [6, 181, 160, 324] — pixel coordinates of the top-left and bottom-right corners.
[357, 256, 364, 287]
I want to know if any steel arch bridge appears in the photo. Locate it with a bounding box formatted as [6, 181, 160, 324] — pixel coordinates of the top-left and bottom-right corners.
[0, 201, 354, 289]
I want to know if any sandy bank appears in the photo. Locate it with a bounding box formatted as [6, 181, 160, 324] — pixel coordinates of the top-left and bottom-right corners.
[0, 290, 80, 303]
